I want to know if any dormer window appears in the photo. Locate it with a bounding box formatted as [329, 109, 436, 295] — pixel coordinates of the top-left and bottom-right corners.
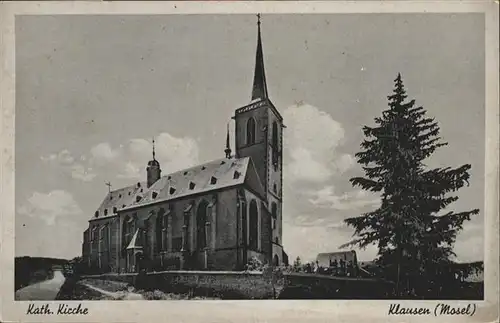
[119, 194, 122, 198]
[109, 195, 113, 200]
[136, 196, 142, 203]
[220, 160, 226, 165]
[128, 192, 131, 196]
[169, 187, 176, 195]
[189, 182, 196, 190]
[183, 171, 188, 176]
[95, 211, 99, 218]
[122, 204, 126, 208]
[233, 171, 241, 179]
[137, 182, 141, 188]
[201, 166, 206, 170]
[104, 209, 108, 216]
[167, 176, 171, 180]
[210, 176, 217, 185]
[113, 207, 118, 213]
[152, 191, 158, 199]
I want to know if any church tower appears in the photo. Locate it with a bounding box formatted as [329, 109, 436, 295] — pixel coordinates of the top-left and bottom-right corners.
[234, 15, 284, 264]
[146, 139, 161, 188]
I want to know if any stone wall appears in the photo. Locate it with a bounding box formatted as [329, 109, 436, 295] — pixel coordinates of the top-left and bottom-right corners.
[81, 270, 395, 299]
[82, 270, 276, 299]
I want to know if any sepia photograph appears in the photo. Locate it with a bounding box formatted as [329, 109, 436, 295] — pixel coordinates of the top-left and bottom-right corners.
[1, 1, 498, 323]
[12, 11, 487, 302]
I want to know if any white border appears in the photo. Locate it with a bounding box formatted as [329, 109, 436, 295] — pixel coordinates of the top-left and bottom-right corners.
[1, 2, 498, 323]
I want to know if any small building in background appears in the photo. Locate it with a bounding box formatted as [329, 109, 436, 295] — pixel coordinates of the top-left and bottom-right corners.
[316, 250, 358, 268]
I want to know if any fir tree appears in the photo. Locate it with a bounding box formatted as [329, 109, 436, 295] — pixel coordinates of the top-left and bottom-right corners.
[343, 73, 479, 297]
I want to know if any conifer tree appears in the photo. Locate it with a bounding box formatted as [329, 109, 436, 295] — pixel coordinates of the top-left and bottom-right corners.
[343, 74, 479, 296]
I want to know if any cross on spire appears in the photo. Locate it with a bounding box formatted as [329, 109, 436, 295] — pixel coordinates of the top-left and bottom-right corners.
[251, 13, 268, 101]
[105, 181, 112, 193]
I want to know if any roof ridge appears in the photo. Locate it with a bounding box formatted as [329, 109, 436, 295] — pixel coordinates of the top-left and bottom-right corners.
[108, 181, 146, 194]
[158, 156, 248, 179]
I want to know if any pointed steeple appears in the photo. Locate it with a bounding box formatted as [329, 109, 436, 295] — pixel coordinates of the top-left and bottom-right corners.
[251, 14, 268, 101]
[224, 123, 232, 159]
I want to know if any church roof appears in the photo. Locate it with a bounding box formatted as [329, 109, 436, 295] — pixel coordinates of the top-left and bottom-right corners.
[93, 181, 146, 220]
[90, 156, 264, 220]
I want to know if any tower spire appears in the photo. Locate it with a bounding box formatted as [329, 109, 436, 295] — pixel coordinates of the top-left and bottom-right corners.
[251, 13, 268, 101]
[152, 138, 156, 161]
[225, 123, 232, 159]
[147, 137, 161, 188]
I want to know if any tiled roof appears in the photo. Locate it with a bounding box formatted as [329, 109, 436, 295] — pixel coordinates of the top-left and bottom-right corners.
[93, 181, 146, 220]
[128, 157, 250, 209]
[90, 157, 255, 220]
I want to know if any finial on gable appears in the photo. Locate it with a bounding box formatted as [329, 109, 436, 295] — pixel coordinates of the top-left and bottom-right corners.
[225, 122, 232, 159]
[152, 137, 156, 161]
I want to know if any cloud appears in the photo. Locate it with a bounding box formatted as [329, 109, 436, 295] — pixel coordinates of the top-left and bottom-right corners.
[119, 133, 200, 178]
[334, 154, 356, 174]
[41, 150, 96, 182]
[116, 161, 142, 179]
[90, 142, 120, 165]
[69, 164, 96, 182]
[91, 132, 200, 180]
[278, 102, 372, 261]
[307, 185, 380, 211]
[282, 103, 354, 183]
[41, 132, 199, 182]
[18, 190, 83, 225]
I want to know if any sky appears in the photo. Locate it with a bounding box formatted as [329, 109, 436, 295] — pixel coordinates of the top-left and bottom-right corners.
[15, 14, 485, 263]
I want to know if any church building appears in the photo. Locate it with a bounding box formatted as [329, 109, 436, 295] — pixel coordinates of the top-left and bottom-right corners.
[82, 17, 286, 273]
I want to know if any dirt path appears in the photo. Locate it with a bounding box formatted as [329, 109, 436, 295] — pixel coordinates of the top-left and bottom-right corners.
[81, 283, 145, 300]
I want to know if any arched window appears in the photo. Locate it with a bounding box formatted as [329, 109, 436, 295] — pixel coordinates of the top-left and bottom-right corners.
[122, 215, 131, 250]
[196, 200, 209, 251]
[271, 202, 277, 230]
[273, 254, 279, 266]
[246, 117, 256, 145]
[98, 225, 105, 268]
[272, 121, 279, 169]
[241, 200, 247, 247]
[155, 209, 166, 252]
[249, 200, 258, 250]
[143, 219, 150, 256]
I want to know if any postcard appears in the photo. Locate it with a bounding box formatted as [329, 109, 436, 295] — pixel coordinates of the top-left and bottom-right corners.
[0, 1, 498, 322]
